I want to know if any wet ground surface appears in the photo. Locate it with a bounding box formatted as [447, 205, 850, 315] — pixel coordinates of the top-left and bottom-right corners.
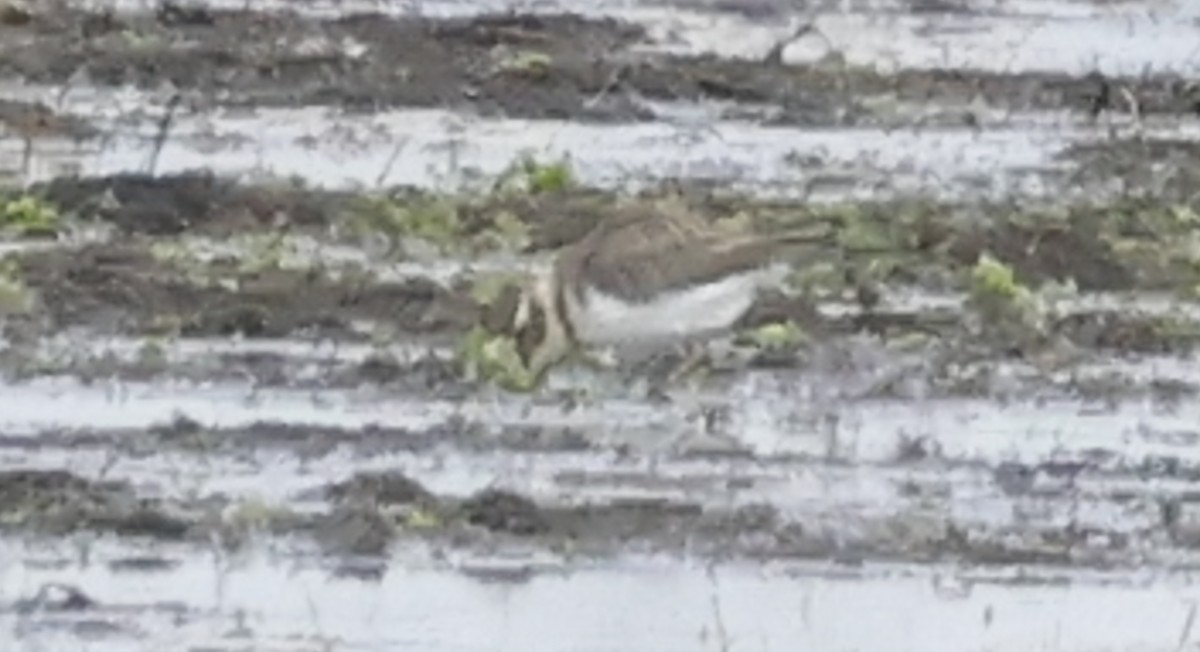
[3, 0, 1200, 650]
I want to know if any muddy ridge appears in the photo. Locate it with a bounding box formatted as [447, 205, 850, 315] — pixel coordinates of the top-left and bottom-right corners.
[3, 173, 1200, 383]
[13, 243, 479, 338]
[0, 465, 1175, 567]
[1, 5, 1195, 125]
[19, 172, 1200, 288]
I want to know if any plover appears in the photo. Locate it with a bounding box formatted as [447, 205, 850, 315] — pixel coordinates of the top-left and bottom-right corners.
[488, 204, 835, 381]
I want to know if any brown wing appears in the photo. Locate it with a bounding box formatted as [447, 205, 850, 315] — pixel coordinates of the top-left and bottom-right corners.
[557, 208, 779, 304]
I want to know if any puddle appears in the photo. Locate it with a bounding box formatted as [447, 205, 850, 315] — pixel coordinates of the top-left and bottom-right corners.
[2, 543, 1200, 652]
[75, 108, 1067, 199]
[6, 75, 1198, 201]
[5, 98, 1186, 201]
[2, 365, 1198, 466]
[0, 375, 684, 439]
[0, 379, 455, 433]
[24, 332, 451, 368]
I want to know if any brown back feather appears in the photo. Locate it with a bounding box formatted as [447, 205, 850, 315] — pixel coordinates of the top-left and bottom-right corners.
[557, 208, 831, 304]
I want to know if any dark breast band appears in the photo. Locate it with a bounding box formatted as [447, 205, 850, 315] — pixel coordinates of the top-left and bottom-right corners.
[554, 278, 577, 344]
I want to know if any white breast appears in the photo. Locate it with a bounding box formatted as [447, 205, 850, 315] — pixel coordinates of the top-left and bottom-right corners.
[571, 265, 784, 345]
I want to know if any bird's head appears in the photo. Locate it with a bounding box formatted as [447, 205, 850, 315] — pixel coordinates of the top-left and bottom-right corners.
[481, 272, 573, 382]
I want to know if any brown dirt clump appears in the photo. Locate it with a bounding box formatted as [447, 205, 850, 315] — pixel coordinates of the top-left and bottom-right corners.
[1063, 138, 1200, 205]
[15, 244, 479, 338]
[327, 471, 437, 508]
[34, 173, 342, 236]
[1053, 311, 1200, 355]
[1, 8, 645, 120]
[0, 469, 190, 538]
[0, 99, 97, 139]
[945, 218, 1135, 291]
[458, 489, 550, 535]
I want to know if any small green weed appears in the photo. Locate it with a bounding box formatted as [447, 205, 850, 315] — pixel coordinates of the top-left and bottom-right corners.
[458, 325, 539, 392]
[345, 195, 462, 250]
[495, 51, 553, 79]
[0, 258, 32, 315]
[495, 155, 576, 195]
[735, 320, 807, 352]
[1, 195, 59, 237]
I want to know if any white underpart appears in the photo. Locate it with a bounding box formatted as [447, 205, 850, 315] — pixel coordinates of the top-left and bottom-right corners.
[573, 264, 786, 346]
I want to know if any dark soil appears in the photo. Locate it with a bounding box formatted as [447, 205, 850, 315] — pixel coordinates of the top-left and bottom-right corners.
[33, 173, 343, 236]
[1062, 138, 1200, 204]
[0, 464, 1121, 565]
[0, 5, 1195, 125]
[327, 470, 438, 508]
[1054, 311, 1200, 355]
[5, 420, 601, 460]
[28, 171, 629, 249]
[14, 243, 479, 339]
[459, 489, 550, 535]
[0, 469, 190, 538]
[0, 99, 97, 139]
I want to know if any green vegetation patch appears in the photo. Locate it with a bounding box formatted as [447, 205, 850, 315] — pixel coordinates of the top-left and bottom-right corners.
[459, 325, 539, 392]
[340, 155, 573, 255]
[764, 196, 1200, 298]
[0, 194, 59, 238]
[0, 257, 32, 315]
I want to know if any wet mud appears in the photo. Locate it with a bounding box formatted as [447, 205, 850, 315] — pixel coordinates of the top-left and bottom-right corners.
[0, 99, 97, 140]
[1, 173, 1200, 398]
[0, 469, 190, 538]
[15, 243, 479, 339]
[0, 4, 1197, 126]
[0, 458, 1172, 571]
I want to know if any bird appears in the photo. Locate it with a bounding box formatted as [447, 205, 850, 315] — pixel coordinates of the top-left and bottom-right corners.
[485, 202, 837, 383]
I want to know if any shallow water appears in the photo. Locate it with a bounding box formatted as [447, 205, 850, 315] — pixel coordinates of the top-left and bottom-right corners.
[2, 364, 1198, 467]
[6, 96, 1192, 201]
[4, 544, 1200, 652]
[6, 102, 1081, 200]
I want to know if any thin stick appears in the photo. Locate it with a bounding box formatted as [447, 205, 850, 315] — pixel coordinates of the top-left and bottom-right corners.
[1176, 601, 1196, 651]
[376, 136, 410, 188]
[146, 94, 183, 175]
[705, 563, 732, 652]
